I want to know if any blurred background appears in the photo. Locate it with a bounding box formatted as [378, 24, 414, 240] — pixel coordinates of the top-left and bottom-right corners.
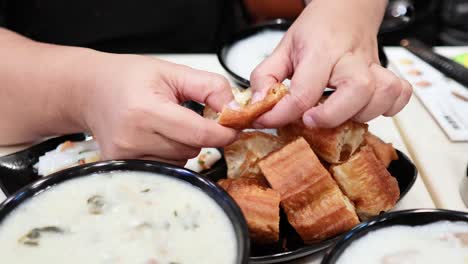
[2, 0, 468, 53]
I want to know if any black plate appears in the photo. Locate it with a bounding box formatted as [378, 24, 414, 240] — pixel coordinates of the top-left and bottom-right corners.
[0, 133, 417, 263]
[321, 209, 468, 264]
[0, 133, 86, 195]
[0, 160, 250, 264]
[205, 149, 417, 263]
[217, 19, 389, 88]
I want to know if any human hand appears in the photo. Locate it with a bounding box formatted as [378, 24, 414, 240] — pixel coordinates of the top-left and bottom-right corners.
[78, 54, 237, 166]
[250, 0, 412, 128]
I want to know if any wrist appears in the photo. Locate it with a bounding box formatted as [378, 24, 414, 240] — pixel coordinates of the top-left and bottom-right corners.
[45, 46, 109, 135]
[304, 0, 387, 34]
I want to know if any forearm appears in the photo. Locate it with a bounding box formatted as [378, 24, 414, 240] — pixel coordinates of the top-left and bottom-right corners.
[0, 28, 99, 144]
[304, 0, 387, 34]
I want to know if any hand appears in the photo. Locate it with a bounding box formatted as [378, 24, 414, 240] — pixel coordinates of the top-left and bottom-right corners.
[250, 0, 412, 128]
[78, 54, 237, 166]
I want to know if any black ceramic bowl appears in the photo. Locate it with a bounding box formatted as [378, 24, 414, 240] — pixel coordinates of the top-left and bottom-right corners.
[218, 19, 388, 88]
[0, 160, 250, 264]
[321, 209, 468, 264]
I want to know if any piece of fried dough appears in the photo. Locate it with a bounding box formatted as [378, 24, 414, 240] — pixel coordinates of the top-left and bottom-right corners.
[218, 177, 281, 244]
[203, 87, 252, 121]
[281, 175, 359, 243]
[219, 83, 288, 129]
[363, 132, 398, 167]
[258, 137, 359, 243]
[225, 131, 284, 179]
[279, 120, 367, 164]
[331, 146, 400, 220]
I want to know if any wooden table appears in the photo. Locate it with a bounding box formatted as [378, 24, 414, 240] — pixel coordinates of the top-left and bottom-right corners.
[0, 54, 437, 264]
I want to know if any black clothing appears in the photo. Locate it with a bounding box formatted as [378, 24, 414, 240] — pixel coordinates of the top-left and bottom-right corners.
[0, 0, 244, 53]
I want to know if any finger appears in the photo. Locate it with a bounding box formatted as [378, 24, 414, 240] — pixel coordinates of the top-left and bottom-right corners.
[170, 64, 233, 112]
[353, 64, 403, 122]
[253, 52, 332, 128]
[250, 43, 292, 103]
[139, 155, 187, 167]
[384, 78, 413, 116]
[152, 102, 238, 148]
[302, 53, 375, 128]
[100, 132, 201, 160]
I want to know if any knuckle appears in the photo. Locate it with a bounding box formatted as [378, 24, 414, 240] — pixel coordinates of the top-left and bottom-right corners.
[250, 67, 264, 80]
[110, 134, 134, 153]
[354, 75, 374, 93]
[308, 106, 340, 128]
[402, 80, 413, 98]
[288, 90, 314, 114]
[380, 75, 402, 98]
[210, 75, 229, 90]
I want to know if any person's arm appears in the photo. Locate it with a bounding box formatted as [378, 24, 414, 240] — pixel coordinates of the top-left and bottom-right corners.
[0, 28, 92, 143]
[0, 28, 238, 164]
[250, 0, 412, 128]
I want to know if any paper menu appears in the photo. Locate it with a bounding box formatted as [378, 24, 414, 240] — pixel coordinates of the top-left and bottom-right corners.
[386, 48, 468, 142]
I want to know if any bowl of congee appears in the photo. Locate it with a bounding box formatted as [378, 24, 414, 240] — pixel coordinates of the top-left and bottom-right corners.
[0, 160, 250, 264]
[321, 209, 468, 264]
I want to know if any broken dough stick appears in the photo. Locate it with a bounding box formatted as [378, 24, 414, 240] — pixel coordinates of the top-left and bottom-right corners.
[219, 83, 288, 129]
[225, 131, 284, 179]
[363, 132, 398, 167]
[258, 137, 360, 243]
[331, 146, 400, 220]
[218, 177, 281, 244]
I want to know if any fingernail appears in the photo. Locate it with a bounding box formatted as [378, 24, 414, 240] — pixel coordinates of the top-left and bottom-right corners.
[251, 91, 266, 104]
[303, 115, 317, 128]
[227, 100, 241, 110]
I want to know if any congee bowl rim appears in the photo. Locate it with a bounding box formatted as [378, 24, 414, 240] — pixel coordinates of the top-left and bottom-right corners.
[321, 208, 468, 264]
[0, 159, 250, 264]
[217, 19, 293, 88]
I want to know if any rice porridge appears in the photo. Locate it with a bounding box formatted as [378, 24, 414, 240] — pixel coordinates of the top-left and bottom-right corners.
[0, 171, 238, 264]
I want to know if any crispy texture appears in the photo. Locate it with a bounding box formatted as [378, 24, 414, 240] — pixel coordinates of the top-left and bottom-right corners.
[219, 178, 281, 244]
[225, 131, 284, 179]
[258, 137, 330, 200]
[219, 83, 288, 129]
[331, 146, 400, 220]
[258, 138, 359, 243]
[363, 132, 398, 167]
[279, 120, 368, 164]
[203, 87, 252, 121]
[281, 176, 360, 243]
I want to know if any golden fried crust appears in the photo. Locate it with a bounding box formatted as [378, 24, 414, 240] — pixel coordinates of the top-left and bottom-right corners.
[363, 132, 398, 167]
[258, 137, 331, 200]
[218, 178, 281, 244]
[278, 120, 368, 164]
[225, 131, 284, 179]
[258, 137, 359, 243]
[331, 146, 400, 220]
[219, 83, 288, 129]
[282, 176, 360, 243]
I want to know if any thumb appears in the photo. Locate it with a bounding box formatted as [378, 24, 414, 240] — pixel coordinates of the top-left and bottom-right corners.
[249, 43, 292, 103]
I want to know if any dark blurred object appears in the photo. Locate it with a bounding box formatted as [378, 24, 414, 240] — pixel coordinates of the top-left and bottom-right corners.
[378, 0, 441, 46]
[379, 0, 415, 34]
[242, 0, 303, 23]
[440, 0, 468, 45]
